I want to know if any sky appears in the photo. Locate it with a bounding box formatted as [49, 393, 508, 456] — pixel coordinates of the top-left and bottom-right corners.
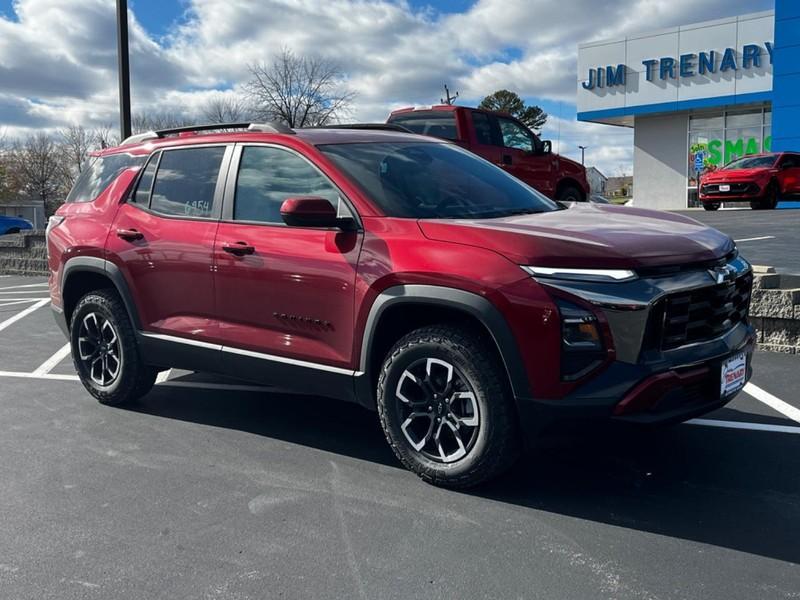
[0, 0, 775, 174]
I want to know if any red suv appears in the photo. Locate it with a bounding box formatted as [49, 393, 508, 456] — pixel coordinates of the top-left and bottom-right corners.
[387, 105, 590, 202]
[48, 123, 754, 488]
[699, 152, 800, 210]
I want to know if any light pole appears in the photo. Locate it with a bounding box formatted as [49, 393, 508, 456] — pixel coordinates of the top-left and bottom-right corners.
[578, 145, 588, 165]
[117, 0, 132, 141]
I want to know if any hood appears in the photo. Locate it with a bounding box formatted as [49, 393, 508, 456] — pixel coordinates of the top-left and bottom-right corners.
[418, 204, 734, 269]
[703, 167, 774, 182]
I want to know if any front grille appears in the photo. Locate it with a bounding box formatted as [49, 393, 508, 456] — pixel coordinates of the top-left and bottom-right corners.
[659, 273, 753, 350]
[701, 182, 759, 196]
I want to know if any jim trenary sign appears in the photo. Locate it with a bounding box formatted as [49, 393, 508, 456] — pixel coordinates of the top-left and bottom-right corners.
[582, 42, 774, 89]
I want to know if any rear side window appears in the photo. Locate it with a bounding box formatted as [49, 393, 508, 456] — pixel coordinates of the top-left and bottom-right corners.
[150, 147, 226, 218]
[471, 112, 494, 145]
[66, 153, 145, 203]
[131, 153, 159, 206]
[388, 111, 458, 140]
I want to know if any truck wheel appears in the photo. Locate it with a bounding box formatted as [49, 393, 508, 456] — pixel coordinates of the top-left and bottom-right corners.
[703, 203, 720, 211]
[751, 182, 778, 210]
[376, 325, 520, 488]
[70, 290, 157, 406]
[557, 185, 583, 203]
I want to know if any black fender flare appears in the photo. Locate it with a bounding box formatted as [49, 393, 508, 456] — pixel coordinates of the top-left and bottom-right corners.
[61, 256, 141, 330]
[357, 284, 532, 404]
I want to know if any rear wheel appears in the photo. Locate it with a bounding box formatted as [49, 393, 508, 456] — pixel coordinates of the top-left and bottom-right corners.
[702, 203, 720, 211]
[376, 325, 521, 488]
[70, 290, 157, 406]
[751, 182, 778, 210]
[557, 185, 583, 203]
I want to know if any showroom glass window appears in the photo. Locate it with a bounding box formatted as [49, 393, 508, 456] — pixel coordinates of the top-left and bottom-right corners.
[686, 107, 772, 207]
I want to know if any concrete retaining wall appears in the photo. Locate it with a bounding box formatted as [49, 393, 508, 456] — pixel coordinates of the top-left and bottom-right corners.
[0, 231, 48, 276]
[750, 267, 800, 354]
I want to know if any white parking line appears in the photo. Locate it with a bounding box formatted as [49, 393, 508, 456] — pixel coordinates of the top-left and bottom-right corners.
[32, 343, 72, 376]
[0, 370, 78, 381]
[734, 235, 776, 243]
[0, 299, 42, 309]
[0, 298, 49, 333]
[687, 418, 800, 435]
[0, 290, 52, 295]
[0, 283, 49, 291]
[743, 382, 800, 425]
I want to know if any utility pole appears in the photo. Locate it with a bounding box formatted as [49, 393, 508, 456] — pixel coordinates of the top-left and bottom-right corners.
[578, 145, 588, 165]
[441, 84, 459, 105]
[117, 0, 132, 141]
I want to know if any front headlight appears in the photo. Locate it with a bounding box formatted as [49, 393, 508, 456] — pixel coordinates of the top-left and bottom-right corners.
[522, 265, 637, 283]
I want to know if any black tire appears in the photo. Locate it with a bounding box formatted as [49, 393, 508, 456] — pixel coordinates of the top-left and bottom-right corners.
[557, 185, 583, 203]
[751, 182, 778, 210]
[702, 203, 720, 211]
[376, 325, 521, 488]
[6, 228, 20, 235]
[70, 289, 157, 406]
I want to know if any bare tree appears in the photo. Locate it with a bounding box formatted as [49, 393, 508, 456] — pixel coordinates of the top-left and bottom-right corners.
[59, 124, 93, 187]
[93, 124, 119, 149]
[10, 133, 65, 216]
[132, 111, 193, 134]
[200, 95, 252, 124]
[244, 49, 355, 128]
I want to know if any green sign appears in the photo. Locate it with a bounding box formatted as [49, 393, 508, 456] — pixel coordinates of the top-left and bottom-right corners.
[691, 136, 771, 169]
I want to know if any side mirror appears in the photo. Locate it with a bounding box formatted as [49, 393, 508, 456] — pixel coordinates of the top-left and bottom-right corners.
[280, 196, 352, 229]
[541, 140, 552, 154]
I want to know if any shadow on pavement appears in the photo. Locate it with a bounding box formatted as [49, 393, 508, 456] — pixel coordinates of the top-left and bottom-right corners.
[132, 384, 800, 565]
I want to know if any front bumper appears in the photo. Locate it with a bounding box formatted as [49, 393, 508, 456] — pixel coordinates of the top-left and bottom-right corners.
[699, 181, 764, 201]
[516, 254, 754, 436]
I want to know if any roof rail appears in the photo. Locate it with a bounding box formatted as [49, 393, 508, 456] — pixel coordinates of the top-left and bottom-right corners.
[312, 123, 413, 133]
[120, 121, 296, 146]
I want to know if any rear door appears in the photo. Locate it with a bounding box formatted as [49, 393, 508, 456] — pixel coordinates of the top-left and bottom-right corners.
[107, 144, 232, 344]
[212, 143, 363, 386]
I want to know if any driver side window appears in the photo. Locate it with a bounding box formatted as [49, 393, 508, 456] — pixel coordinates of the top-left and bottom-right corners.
[498, 118, 536, 152]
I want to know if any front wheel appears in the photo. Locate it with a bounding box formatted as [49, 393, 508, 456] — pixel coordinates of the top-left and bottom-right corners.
[557, 185, 583, 203]
[702, 202, 720, 211]
[70, 290, 157, 406]
[376, 325, 521, 488]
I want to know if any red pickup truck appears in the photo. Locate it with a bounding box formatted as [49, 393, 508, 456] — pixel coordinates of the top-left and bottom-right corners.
[388, 105, 590, 202]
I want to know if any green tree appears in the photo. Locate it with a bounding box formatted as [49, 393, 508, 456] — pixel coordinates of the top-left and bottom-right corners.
[478, 90, 547, 131]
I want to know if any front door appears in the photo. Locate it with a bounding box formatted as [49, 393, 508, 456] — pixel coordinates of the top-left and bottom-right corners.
[495, 116, 554, 198]
[777, 154, 800, 197]
[107, 145, 230, 344]
[213, 144, 363, 388]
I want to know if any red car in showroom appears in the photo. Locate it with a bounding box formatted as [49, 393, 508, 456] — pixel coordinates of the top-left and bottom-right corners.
[48, 123, 754, 488]
[699, 151, 800, 210]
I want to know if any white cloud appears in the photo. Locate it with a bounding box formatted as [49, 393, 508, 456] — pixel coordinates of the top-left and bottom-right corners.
[0, 0, 773, 174]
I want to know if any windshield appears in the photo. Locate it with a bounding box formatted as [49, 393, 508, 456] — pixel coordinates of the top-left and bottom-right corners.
[318, 141, 559, 219]
[723, 155, 778, 170]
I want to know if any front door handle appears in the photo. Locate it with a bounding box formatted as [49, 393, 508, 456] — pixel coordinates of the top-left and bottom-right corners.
[116, 228, 143, 241]
[501, 154, 513, 165]
[222, 241, 255, 256]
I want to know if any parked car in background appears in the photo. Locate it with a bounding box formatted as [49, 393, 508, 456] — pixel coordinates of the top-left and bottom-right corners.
[387, 105, 590, 202]
[49, 123, 754, 488]
[0, 215, 33, 235]
[699, 152, 800, 210]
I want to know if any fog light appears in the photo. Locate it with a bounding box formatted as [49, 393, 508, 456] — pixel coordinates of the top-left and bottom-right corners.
[558, 299, 605, 381]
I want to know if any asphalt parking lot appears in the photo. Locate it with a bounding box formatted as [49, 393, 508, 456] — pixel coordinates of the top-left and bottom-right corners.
[676, 206, 800, 274]
[1, 274, 799, 599]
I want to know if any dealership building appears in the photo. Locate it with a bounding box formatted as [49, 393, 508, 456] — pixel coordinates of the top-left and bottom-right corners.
[577, 1, 800, 209]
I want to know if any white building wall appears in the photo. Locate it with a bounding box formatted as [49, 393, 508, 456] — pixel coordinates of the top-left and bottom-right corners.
[633, 114, 689, 210]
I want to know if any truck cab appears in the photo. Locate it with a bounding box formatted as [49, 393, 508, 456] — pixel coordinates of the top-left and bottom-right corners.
[387, 105, 589, 202]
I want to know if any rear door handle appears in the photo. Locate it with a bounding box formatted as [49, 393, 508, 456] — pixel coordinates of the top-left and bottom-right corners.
[222, 241, 255, 256]
[116, 228, 143, 241]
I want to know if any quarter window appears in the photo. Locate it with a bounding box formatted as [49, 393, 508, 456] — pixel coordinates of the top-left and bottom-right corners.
[472, 112, 494, 145]
[131, 153, 158, 206]
[233, 146, 342, 224]
[150, 147, 226, 218]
